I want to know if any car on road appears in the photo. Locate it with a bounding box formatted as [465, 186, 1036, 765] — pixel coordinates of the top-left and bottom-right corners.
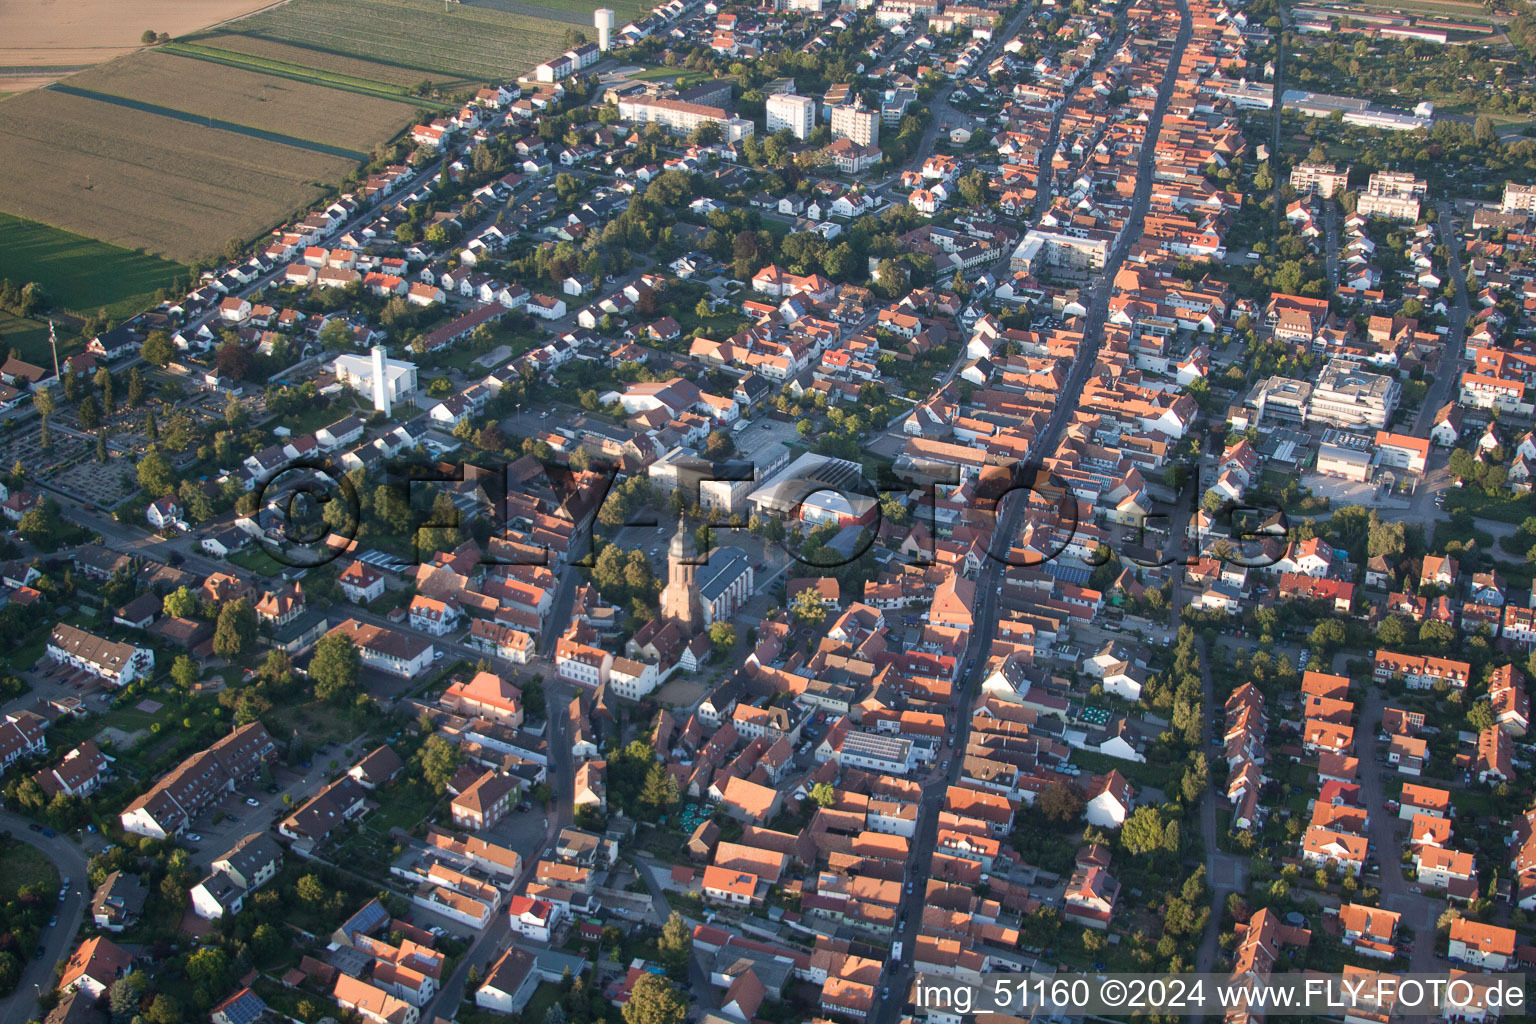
[41, 828, 55, 837]
[246, 797, 260, 807]
[185, 833, 202, 843]
[27, 823, 40, 832]
[433, 650, 445, 661]
[48, 916, 56, 927]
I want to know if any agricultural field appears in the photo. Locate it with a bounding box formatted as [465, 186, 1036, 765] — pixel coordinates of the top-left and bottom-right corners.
[464, 0, 648, 26]
[184, 32, 453, 88]
[226, 0, 580, 81]
[65, 50, 422, 152]
[0, 88, 355, 263]
[0, 0, 279, 92]
[0, 212, 186, 319]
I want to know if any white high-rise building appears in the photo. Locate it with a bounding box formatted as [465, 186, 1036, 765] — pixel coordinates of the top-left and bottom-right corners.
[766, 93, 815, 140]
[595, 8, 614, 51]
[830, 101, 879, 147]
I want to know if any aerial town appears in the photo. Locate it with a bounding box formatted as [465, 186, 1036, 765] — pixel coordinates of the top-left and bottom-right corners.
[3, 0, 1536, 1022]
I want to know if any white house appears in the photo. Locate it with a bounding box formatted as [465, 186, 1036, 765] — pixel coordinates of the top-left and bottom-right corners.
[146, 497, 183, 531]
[1084, 770, 1134, 828]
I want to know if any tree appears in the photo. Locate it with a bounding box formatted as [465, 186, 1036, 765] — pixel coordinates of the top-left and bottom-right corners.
[621, 974, 687, 1024]
[32, 386, 53, 449]
[1309, 619, 1345, 654]
[127, 367, 146, 408]
[1120, 805, 1168, 856]
[171, 655, 199, 692]
[95, 367, 114, 413]
[1181, 753, 1208, 803]
[309, 633, 361, 702]
[142, 29, 158, 44]
[708, 621, 736, 656]
[109, 976, 145, 1024]
[141, 331, 174, 366]
[213, 598, 256, 659]
[639, 761, 679, 814]
[251, 923, 283, 962]
[296, 874, 328, 903]
[186, 947, 230, 990]
[145, 994, 181, 1024]
[1466, 701, 1495, 732]
[216, 339, 253, 381]
[137, 447, 175, 497]
[163, 586, 198, 618]
[17, 503, 58, 548]
[1038, 781, 1085, 822]
[657, 911, 692, 978]
[77, 394, 100, 430]
[419, 734, 462, 792]
[319, 319, 353, 351]
[875, 258, 908, 299]
[808, 781, 836, 807]
[790, 586, 827, 626]
[1475, 114, 1498, 146]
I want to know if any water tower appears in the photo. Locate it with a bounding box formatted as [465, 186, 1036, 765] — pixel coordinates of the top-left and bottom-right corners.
[595, 8, 614, 51]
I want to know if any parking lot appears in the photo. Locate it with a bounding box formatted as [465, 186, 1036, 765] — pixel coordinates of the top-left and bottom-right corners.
[732, 416, 799, 460]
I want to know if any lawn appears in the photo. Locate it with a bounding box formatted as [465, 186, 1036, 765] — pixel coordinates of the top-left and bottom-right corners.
[0, 841, 60, 900]
[228, 546, 288, 578]
[0, 309, 58, 366]
[626, 67, 721, 86]
[1442, 488, 1534, 525]
[0, 212, 186, 319]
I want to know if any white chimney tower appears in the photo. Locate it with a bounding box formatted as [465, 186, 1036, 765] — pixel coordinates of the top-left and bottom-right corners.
[595, 8, 614, 51]
[370, 345, 392, 417]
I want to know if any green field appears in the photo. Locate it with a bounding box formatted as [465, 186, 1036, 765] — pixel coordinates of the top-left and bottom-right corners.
[162, 41, 457, 109]
[0, 841, 59, 900]
[467, 0, 652, 23]
[0, 212, 187, 319]
[226, 0, 581, 81]
[0, 310, 51, 363]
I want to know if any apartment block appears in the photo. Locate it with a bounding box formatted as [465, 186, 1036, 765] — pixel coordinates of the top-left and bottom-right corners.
[766, 93, 816, 140]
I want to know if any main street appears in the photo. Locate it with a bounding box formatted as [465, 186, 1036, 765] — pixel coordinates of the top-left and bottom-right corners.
[881, 4, 1192, 1019]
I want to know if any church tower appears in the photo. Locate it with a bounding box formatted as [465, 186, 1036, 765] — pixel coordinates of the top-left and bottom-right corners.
[658, 515, 703, 633]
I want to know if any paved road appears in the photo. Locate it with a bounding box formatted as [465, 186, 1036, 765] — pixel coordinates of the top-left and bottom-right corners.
[0, 809, 92, 1024]
[880, 4, 1192, 1017]
[1322, 199, 1340, 292]
[1354, 686, 1444, 973]
[1410, 203, 1471, 439]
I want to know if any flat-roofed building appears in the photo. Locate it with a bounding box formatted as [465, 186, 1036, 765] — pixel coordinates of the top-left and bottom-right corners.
[1290, 162, 1350, 198]
[1310, 358, 1400, 429]
[1357, 171, 1426, 222]
[617, 96, 755, 142]
[766, 93, 815, 140]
